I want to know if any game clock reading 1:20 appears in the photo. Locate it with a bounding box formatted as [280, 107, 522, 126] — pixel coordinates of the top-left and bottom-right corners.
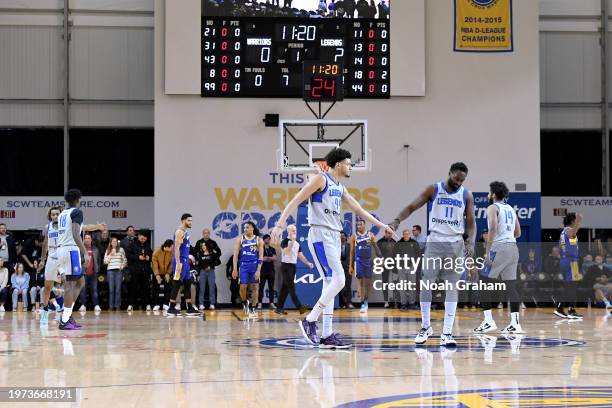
[201, 18, 390, 98]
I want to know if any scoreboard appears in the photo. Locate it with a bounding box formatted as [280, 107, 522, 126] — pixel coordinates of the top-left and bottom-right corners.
[201, 17, 390, 98]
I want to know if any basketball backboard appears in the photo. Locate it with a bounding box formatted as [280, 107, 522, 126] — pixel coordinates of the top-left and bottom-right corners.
[278, 120, 369, 173]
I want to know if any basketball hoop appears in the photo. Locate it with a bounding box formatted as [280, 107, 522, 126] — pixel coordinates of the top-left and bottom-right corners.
[313, 159, 329, 173]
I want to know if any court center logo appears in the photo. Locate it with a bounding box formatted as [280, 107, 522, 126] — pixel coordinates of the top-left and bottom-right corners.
[225, 334, 584, 352]
[336, 386, 612, 408]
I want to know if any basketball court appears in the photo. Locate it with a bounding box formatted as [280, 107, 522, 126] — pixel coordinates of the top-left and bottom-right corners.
[1, 307, 611, 407]
[1, 0, 612, 407]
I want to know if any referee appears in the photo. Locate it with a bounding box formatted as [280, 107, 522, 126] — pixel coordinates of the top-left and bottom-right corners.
[275, 224, 314, 315]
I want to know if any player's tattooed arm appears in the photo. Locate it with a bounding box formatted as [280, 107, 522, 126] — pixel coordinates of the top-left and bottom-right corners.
[272, 174, 326, 242]
[567, 213, 583, 238]
[484, 204, 498, 262]
[39, 224, 49, 270]
[464, 191, 477, 257]
[174, 229, 184, 273]
[232, 236, 240, 280]
[390, 185, 436, 231]
[83, 222, 107, 232]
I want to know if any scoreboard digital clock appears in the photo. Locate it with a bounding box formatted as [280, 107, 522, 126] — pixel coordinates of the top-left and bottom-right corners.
[201, 17, 390, 98]
[303, 62, 344, 101]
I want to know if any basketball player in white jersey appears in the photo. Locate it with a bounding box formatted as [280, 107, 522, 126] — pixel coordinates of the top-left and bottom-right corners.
[56, 189, 90, 330]
[390, 162, 476, 346]
[473, 181, 523, 334]
[272, 148, 395, 349]
[39, 206, 63, 326]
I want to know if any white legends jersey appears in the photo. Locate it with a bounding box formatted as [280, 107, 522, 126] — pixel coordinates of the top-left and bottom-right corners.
[491, 202, 517, 243]
[308, 172, 345, 232]
[57, 207, 83, 248]
[47, 222, 59, 258]
[428, 181, 466, 242]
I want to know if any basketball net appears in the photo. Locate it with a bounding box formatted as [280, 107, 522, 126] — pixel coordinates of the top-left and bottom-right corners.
[313, 159, 329, 173]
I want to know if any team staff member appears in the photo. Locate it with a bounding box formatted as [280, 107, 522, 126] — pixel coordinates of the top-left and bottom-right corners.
[275, 225, 314, 315]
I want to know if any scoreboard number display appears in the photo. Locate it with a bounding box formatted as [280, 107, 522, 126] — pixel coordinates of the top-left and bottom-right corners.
[303, 62, 344, 101]
[200, 3, 390, 99]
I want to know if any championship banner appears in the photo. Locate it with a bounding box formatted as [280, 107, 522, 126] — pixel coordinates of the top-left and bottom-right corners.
[454, 0, 513, 52]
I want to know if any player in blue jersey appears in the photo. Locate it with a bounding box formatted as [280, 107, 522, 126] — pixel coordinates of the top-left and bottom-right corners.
[167, 213, 201, 318]
[554, 212, 583, 319]
[349, 219, 381, 314]
[272, 148, 395, 349]
[232, 221, 264, 318]
[390, 163, 477, 346]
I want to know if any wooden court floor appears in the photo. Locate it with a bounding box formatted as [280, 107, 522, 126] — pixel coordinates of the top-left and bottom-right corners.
[0, 307, 610, 407]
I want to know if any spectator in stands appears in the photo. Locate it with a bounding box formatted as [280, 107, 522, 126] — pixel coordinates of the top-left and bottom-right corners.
[593, 270, 612, 311]
[193, 228, 222, 261]
[20, 235, 43, 274]
[377, 229, 396, 308]
[96, 229, 110, 272]
[394, 229, 419, 311]
[0, 223, 17, 273]
[30, 262, 45, 312]
[345, 0, 356, 18]
[104, 237, 127, 311]
[121, 226, 137, 252]
[0, 258, 8, 312]
[226, 255, 241, 307]
[257, 234, 277, 310]
[152, 239, 173, 311]
[377, 0, 389, 18]
[586, 255, 610, 283]
[318, 0, 327, 12]
[127, 231, 153, 312]
[544, 246, 561, 276]
[79, 233, 101, 312]
[581, 254, 594, 275]
[196, 240, 219, 310]
[339, 232, 354, 308]
[521, 247, 540, 275]
[412, 225, 426, 250]
[11, 263, 29, 311]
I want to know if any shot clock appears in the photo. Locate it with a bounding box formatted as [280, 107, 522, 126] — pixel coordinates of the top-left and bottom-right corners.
[201, 17, 390, 99]
[303, 62, 344, 102]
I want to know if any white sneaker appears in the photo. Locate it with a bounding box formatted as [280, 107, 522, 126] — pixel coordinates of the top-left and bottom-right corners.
[501, 323, 525, 334]
[360, 303, 368, 314]
[384, 302, 390, 308]
[146, 305, 152, 312]
[79, 305, 86, 312]
[162, 304, 169, 311]
[269, 303, 276, 309]
[199, 304, 205, 311]
[257, 303, 262, 310]
[497, 302, 503, 309]
[473, 320, 497, 334]
[174, 304, 180, 311]
[153, 305, 160, 311]
[440, 333, 457, 347]
[520, 302, 527, 309]
[94, 305, 101, 312]
[127, 305, 133, 312]
[0, 305, 4, 312]
[415, 326, 433, 345]
[209, 305, 215, 310]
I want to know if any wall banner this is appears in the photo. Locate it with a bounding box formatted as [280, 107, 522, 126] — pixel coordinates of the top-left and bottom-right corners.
[454, 0, 513, 52]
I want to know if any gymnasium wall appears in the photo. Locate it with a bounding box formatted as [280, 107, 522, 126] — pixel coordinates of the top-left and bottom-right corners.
[155, 0, 540, 247]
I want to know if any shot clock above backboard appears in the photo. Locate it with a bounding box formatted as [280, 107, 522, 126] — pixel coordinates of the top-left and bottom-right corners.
[200, 0, 390, 98]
